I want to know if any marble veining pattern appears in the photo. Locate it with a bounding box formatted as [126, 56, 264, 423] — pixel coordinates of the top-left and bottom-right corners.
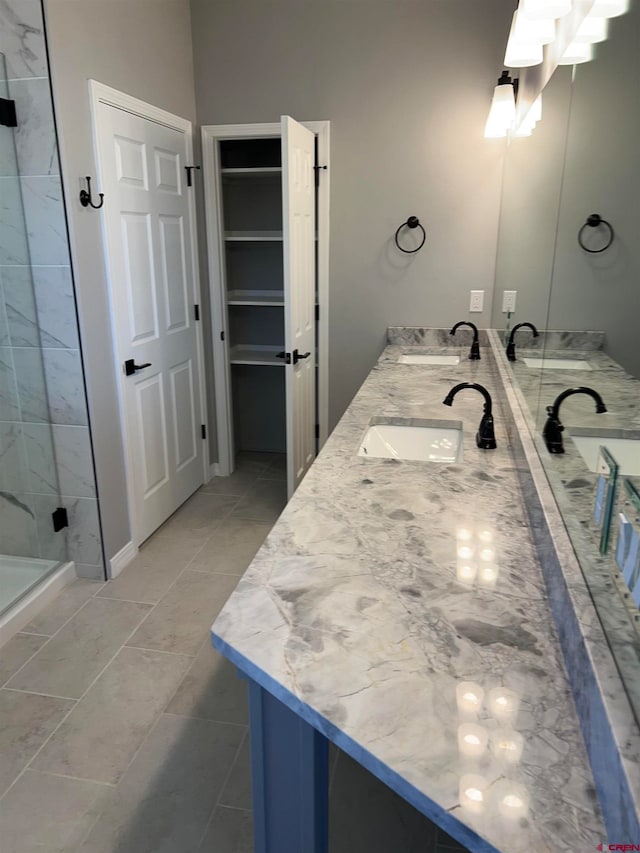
[213, 343, 605, 852]
[0, 0, 47, 80]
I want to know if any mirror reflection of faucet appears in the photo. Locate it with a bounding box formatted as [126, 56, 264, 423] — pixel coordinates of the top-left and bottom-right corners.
[506, 321, 539, 361]
[449, 321, 480, 360]
[443, 382, 497, 449]
[542, 387, 607, 454]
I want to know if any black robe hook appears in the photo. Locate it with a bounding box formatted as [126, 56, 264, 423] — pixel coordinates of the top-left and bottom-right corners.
[79, 176, 104, 210]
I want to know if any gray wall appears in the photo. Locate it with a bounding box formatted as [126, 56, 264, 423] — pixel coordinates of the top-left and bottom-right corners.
[1, 0, 103, 578]
[43, 0, 198, 561]
[546, 5, 640, 377]
[190, 0, 515, 428]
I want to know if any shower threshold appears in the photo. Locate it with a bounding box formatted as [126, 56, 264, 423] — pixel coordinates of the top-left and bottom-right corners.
[0, 555, 61, 618]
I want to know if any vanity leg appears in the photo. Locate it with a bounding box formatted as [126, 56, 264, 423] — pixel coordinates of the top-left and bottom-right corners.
[247, 678, 329, 853]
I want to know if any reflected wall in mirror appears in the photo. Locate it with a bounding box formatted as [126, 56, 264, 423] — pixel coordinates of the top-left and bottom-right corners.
[492, 0, 640, 724]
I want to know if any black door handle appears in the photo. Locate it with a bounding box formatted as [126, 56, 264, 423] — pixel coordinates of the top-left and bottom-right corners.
[293, 350, 311, 364]
[124, 359, 152, 376]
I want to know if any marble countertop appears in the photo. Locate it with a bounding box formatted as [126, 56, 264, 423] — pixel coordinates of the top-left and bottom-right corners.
[212, 342, 604, 853]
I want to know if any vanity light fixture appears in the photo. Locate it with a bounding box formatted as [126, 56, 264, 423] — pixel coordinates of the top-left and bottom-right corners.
[589, 0, 629, 17]
[512, 8, 556, 44]
[559, 40, 594, 63]
[573, 14, 609, 42]
[504, 12, 544, 67]
[484, 71, 517, 138]
[520, 0, 571, 18]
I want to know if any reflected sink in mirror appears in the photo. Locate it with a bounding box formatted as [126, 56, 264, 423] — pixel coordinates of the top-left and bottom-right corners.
[398, 354, 461, 366]
[522, 357, 592, 371]
[570, 431, 640, 476]
[358, 419, 463, 463]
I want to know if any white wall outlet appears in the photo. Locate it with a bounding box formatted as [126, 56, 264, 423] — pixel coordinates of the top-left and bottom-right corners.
[502, 290, 517, 313]
[469, 290, 484, 313]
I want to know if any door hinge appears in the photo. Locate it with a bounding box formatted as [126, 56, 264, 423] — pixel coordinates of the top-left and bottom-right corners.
[315, 424, 320, 439]
[315, 303, 319, 322]
[0, 97, 17, 128]
[201, 424, 207, 440]
[194, 304, 200, 321]
[220, 330, 225, 341]
[52, 506, 69, 533]
[185, 165, 201, 187]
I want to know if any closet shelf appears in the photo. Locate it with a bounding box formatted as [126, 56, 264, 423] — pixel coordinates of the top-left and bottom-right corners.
[229, 345, 285, 366]
[227, 290, 284, 306]
[224, 231, 283, 242]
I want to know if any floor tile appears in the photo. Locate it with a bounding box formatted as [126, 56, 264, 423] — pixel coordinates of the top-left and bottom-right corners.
[31, 646, 191, 784]
[160, 492, 238, 533]
[328, 752, 437, 853]
[235, 451, 274, 470]
[188, 518, 272, 575]
[258, 453, 287, 481]
[0, 632, 47, 686]
[229, 479, 287, 522]
[126, 570, 238, 656]
[201, 466, 261, 496]
[199, 806, 253, 853]
[219, 734, 251, 810]
[166, 642, 248, 724]
[0, 769, 111, 853]
[0, 688, 74, 796]
[78, 715, 245, 853]
[23, 579, 101, 636]
[7, 598, 151, 699]
[98, 534, 208, 604]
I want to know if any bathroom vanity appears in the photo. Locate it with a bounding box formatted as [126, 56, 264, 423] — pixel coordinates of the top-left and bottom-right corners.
[211, 330, 639, 852]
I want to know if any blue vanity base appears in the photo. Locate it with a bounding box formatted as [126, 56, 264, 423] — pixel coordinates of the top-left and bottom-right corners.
[247, 675, 329, 853]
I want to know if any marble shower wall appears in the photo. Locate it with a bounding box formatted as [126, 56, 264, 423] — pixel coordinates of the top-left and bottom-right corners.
[0, 0, 103, 579]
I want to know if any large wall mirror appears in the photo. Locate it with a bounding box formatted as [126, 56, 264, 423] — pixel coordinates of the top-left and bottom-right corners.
[492, 0, 640, 722]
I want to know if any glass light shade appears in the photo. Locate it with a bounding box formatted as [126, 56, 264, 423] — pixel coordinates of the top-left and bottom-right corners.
[505, 16, 544, 67]
[520, 0, 572, 19]
[513, 9, 555, 44]
[484, 80, 516, 138]
[559, 41, 594, 64]
[574, 15, 608, 42]
[588, 0, 629, 17]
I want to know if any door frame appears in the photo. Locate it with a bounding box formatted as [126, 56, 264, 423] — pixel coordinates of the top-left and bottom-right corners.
[201, 120, 330, 477]
[89, 80, 209, 557]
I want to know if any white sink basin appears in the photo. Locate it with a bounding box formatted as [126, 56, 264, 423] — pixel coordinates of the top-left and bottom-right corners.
[398, 354, 461, 366]
[358, 422, 463, 463]
[522, 357, 592, 371]
[571, 436, 640, 476]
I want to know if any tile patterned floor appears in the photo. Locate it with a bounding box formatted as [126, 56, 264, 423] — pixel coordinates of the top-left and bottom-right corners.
[0, 453, 467, 852]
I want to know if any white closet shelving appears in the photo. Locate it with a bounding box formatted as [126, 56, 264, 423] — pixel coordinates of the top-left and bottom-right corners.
[203, 119, 329, 497]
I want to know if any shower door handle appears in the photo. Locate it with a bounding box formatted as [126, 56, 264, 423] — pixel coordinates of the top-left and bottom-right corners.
[124, 359, 152, 376]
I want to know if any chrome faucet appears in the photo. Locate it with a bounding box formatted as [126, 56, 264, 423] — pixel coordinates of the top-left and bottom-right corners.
[543, 387, 607, 454]
[443, 382, 497, 449]
[449, 321, 480, 360]
[506, 321, 539, 361]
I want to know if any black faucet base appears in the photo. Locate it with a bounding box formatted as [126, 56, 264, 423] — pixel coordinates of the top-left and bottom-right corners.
[476, 433, 497, 450]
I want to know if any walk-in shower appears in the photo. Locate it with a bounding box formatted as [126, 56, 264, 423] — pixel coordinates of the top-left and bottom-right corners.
[0, 52, 66, 618]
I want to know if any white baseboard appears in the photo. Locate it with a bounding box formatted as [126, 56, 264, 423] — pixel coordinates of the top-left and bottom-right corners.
[0, 561, 77, 648]
[109, 541, 138, 579]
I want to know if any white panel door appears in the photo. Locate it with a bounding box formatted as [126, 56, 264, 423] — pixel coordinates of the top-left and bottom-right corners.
[282, 116, 316, 496]
[97, 102, 203, 543]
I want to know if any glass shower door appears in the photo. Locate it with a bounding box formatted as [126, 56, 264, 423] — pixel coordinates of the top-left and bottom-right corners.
[0, 52, 67, 616]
